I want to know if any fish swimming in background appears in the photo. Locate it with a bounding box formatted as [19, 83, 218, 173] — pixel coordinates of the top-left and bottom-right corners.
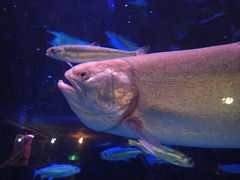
[58, 42, 240, 159]
[100, 145, 170, 165]
[34, 164, 80, 180]
[128, 139, 194, 167]
[47, 30, 89, 46]
[128, 0, 148, 7]
[198, 12, 225, 24]
[105, 31, 140, 51]
[218, 164, 240, 174]
[107, 0, 115, 11]
[46, 44, 149, 63]
[100, 147, 142, 161]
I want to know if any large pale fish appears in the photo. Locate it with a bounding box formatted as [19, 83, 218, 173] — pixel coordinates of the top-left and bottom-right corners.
[58, 42, 240, 149]
[46, 45, 149, 63]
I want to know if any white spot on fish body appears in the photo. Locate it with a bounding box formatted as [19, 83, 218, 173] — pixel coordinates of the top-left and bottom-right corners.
[221, 97, 234, 105]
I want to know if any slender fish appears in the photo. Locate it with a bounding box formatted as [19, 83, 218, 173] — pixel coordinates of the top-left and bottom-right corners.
[46, 45, 149, 63]
[34, 164, 80, 179]
[100, 146, 142, 161]
[128, 139, 194, 167]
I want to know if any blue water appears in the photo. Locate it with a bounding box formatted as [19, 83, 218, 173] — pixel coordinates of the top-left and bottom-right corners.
[0, 0, 240, 179]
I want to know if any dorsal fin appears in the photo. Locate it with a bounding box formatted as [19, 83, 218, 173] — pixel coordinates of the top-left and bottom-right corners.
[66, 62, 73, 67]
[90, 41, 100, 46]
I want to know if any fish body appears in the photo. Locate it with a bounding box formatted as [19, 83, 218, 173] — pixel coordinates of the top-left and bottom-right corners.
[105, 31, 140, 51]
[128, 139, 193, 167]
[218, 164, 240, 174]
[47, 30, 89, 46]
[58, 42, 240, 149]
[46, 45, 149, 63]
[100, 147, 142, 161]
[34, 164, 80, 180]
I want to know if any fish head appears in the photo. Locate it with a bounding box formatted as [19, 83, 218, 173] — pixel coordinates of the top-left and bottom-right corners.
[100, 147, 123, 161]
[58, 60, 138, 132]
[46, 46, 67, 61]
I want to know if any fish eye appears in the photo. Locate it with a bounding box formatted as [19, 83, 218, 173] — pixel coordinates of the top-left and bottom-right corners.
[78, 71, 89, 80]
[51, 48, 55, 53]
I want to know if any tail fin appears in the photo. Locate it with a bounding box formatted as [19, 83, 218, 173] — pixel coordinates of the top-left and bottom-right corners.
[47, 30, 59, 36]
[136, 46, 150, 55]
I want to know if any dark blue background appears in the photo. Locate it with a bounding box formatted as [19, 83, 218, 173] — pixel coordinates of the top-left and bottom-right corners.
[0, 0, 240, 179]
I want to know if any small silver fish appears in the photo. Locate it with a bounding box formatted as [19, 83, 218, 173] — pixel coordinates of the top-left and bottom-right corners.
[46, 45, 149, 63]
[34, 164, 80, 180]
[128, 139, 194, 167]
[100, 147, 142, 161]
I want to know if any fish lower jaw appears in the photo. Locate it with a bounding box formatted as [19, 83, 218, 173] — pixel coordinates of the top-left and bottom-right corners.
[58, 80, 75, 92]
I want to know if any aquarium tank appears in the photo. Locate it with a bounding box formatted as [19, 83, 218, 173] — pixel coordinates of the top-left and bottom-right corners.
[1, 0, 240, 180]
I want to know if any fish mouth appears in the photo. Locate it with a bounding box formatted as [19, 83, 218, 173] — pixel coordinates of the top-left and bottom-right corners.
[46, 47, 53, 57]
[64, 70, 87, 103]
[58, 79, 76, 93]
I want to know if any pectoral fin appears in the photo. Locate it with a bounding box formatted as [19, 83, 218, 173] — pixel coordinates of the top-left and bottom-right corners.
[126, 117, 194, 167]
[126, 117, 162, 155]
